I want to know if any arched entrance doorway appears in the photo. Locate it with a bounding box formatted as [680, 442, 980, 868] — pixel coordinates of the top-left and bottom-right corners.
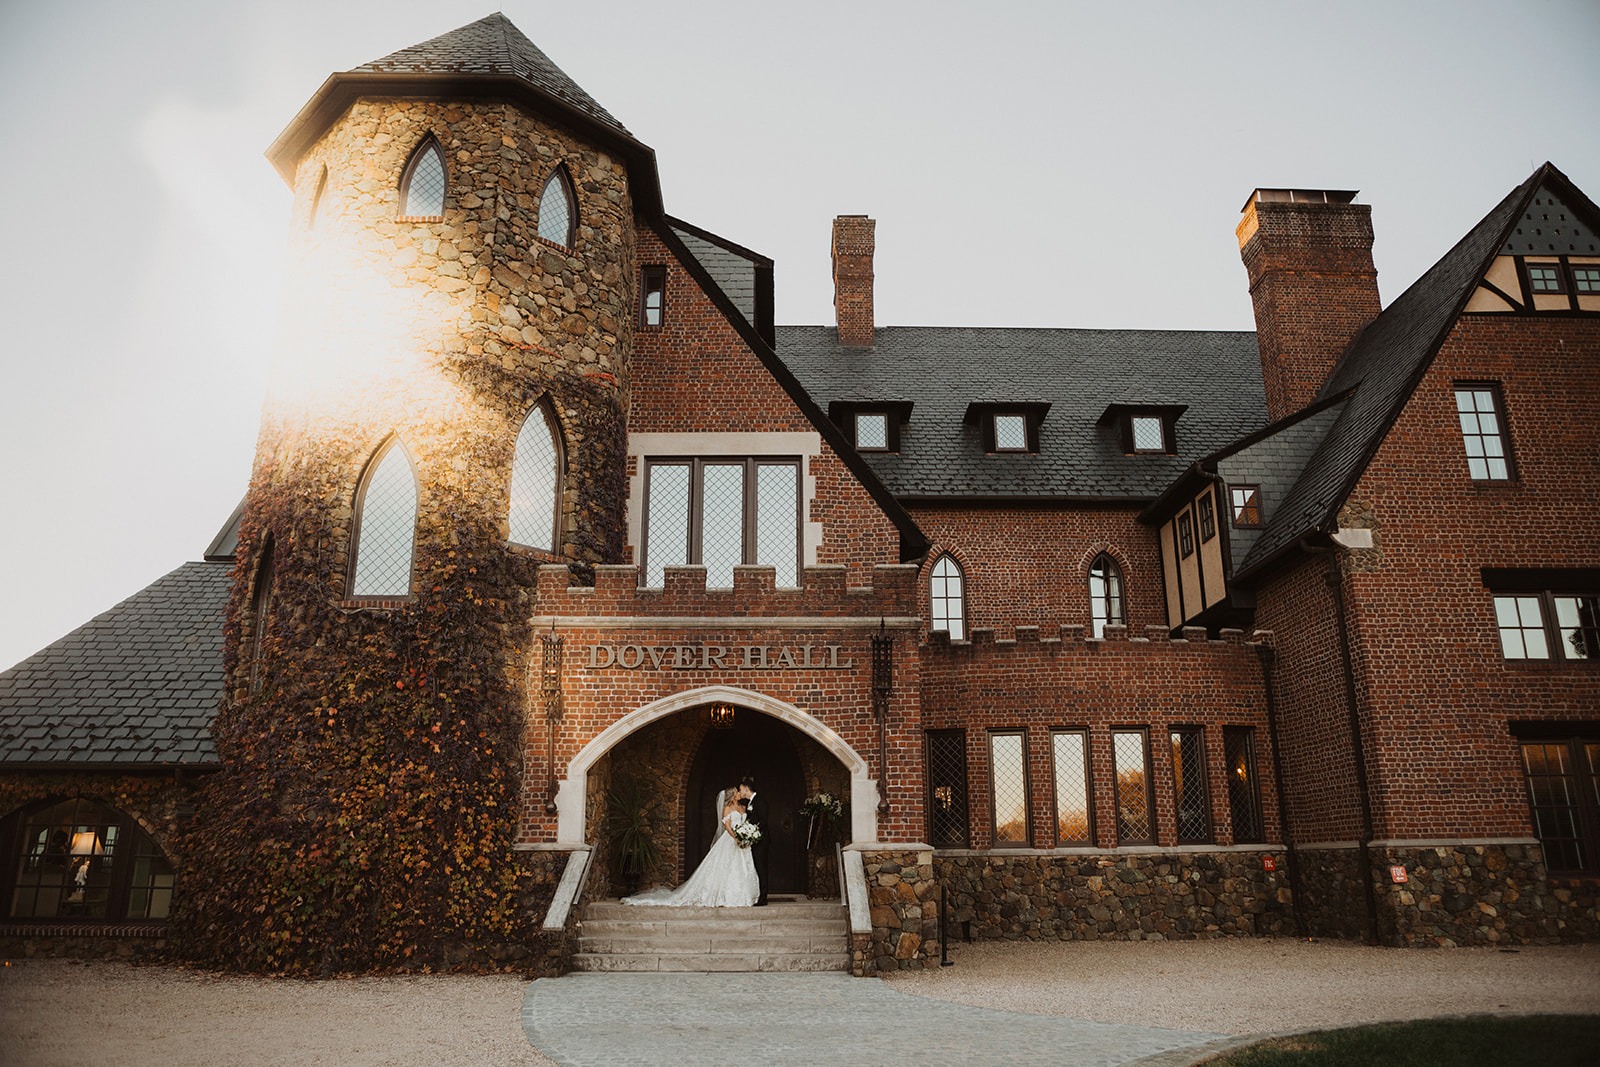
[555, 685, 879, 847]
[683, 709, 806, 895]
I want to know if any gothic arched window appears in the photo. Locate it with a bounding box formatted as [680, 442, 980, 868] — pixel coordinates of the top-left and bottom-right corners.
[930, 554, 966, 640]
[509, 402, 563, 551]
[247, 536, 275, 694]
[308, 165, 328, 230]
[537, 166, 576, 248]
[1089, 553, 1125, 638]
[350, 439, 418, 598]
[399, 136, 447, 219]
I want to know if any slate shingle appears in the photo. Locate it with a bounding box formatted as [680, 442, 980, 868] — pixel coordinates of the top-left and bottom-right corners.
[0, 562, 230, 767]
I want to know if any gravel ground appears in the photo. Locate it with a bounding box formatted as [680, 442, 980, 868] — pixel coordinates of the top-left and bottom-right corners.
[2, 939, 1596, 1066]
[0, 960, 557, 1067]
[882, 938, 1600, 1035]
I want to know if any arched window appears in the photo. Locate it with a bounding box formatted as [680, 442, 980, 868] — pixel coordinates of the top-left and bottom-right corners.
[1089, 553, 1125, 638]
[350, 439, 418, 598]
[399, 136, 447, 219]
[2, 798, 175, 921]
[537, 166, 576, 248]
[307, 165, 328, 229]
[509, 402, 562, 551]
[247, 536, 275, 694]
[930, 554, 966, 640]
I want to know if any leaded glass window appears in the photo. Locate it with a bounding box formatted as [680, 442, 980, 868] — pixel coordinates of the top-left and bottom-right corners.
[1131, 415, 1166, 452]
[990, 730, 1029, 846]
[1112, 728, 1153, 845]
[993, 413, 1028, 451]
[351, 440, 417, 598]
[930, 554, 965, 640]
[400, 138, 446, 219]
[1089, 553, 1125, 638]
[1052, 729, 1092, 845]
[855, 412, 888, 450]
[538, 167, 576, 248]
[926, 729, 969, 847]
[1171, 727, 1212, 844]
[640, 458, 801, 588]
[509, 403, 562, 552]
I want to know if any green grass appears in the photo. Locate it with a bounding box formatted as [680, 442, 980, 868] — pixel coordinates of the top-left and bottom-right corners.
[1202, 1015, 1600, 1067]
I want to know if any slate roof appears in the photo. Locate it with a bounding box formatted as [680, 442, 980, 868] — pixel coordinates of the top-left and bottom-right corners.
[0, 562, 230, 768]
[1234, 163, 1594, 578]
[668, 218, 772, 334]
[778, 326, 1267, 499]
[352, 13, 630, 139]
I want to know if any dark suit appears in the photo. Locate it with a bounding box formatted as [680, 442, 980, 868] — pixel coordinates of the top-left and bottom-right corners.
[745, 791, 771, 905]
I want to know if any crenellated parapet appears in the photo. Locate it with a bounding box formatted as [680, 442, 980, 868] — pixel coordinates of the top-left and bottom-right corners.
[926, 623, 1273, 653]
[531, 562, 921, 620]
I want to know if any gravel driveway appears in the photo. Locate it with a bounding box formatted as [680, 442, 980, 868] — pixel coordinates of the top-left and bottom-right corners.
[3, 939, 1596, 1066]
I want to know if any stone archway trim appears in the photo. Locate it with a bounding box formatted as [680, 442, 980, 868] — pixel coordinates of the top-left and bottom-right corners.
[553, 684, 878, 845]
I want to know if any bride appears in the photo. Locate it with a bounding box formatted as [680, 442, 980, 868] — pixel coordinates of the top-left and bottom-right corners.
[622, 784, 759, 907]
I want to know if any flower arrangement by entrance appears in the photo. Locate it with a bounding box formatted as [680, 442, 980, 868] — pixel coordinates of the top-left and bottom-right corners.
[799, 792, 848, 898]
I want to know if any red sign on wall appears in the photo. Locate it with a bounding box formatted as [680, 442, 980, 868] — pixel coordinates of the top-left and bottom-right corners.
[1262, 856, 1277, 872]
[1390, 865, 1409, 884]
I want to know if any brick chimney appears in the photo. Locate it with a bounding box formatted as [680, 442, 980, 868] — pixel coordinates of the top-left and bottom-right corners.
[1237, 189, 1381, 420]
[832, 215, 875, 347]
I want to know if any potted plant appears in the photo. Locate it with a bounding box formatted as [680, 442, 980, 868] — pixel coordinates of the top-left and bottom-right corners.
[602, 774, 661, 895]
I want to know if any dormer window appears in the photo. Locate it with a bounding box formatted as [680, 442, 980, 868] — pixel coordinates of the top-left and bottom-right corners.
[855, 412, 889, 450]
[966, 402, 1048, 454]
[1574, 266, 1600, 293]
[1099, 403, 1184, 455]
[829, 401, 911, 453]
[1131, 416, 1166, 452]
[993, 414, 1028, 451]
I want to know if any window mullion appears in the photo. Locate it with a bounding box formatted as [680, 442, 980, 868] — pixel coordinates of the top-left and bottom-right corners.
[743, 458, 758, 566]
[688, 460, 705, 566]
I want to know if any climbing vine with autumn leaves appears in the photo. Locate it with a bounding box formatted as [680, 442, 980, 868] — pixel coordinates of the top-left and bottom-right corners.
[173, 481, 550, 974]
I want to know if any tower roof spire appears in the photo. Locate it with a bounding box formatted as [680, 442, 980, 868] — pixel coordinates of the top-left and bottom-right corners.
[266, 12, 660, 214]
[353, 13, 630, 139]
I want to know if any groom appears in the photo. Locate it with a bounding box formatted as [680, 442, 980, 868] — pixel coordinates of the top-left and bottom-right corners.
[738, 776, 769, 906]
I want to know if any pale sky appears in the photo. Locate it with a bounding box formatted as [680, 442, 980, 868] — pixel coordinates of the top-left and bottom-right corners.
[1, 0, 1597, 671]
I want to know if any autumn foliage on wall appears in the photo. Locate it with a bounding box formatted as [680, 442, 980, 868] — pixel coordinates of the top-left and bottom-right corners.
[172, 487, 543, 974]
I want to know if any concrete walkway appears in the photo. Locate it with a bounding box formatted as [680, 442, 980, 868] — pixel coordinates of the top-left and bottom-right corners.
[522, 972, 1236, 1067]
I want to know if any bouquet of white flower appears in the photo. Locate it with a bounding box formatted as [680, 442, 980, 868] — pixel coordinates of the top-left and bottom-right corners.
[799, 792, 845, 822]
[732, 819, 762, 849]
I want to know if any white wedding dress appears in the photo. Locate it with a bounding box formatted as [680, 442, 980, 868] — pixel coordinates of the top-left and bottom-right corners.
[622, 807, 759, 907]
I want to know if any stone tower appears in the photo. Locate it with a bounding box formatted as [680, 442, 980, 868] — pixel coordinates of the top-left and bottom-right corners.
[177, 15, 662, 972]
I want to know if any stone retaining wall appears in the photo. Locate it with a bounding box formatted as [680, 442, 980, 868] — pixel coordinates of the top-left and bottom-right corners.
[1300, 841, 1600, 946]
[935, 850, 1293, 941]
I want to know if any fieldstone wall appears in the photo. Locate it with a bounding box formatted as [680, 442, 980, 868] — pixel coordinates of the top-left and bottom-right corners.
[512, 848, 576, 976]
[857, 847, 937, 975]
[1302, 842, 1600, 946]
[936, 850, 1293, 942]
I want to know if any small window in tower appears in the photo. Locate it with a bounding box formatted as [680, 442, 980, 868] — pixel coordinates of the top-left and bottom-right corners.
[855, 412, 889, 451]
[350, 439, 418, 599]
[509, 402, 563, 552]
[640, 266, 666, 327]
[1526, 262, 1565, 294]
[538, 167, 577, 248]
[1573, 266, 1600, 293]
[308, 166, 328, 230]
[399, 138, 446, 220]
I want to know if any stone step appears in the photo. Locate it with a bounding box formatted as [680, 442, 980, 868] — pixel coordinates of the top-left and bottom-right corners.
[580, 918, 843, 938]
[584, 900, 845, 921]
[574, 896, 851, 972]
[578, 934, 846, 955]
[571, 951, 851, 973]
